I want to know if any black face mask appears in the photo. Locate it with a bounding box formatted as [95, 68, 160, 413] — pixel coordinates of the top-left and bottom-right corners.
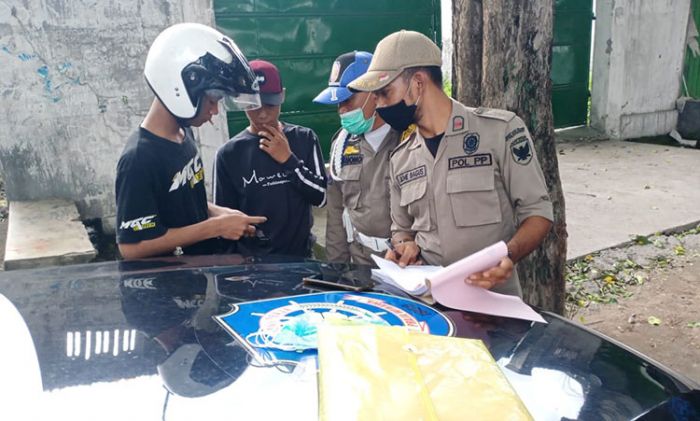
[376, 100, 417, 132]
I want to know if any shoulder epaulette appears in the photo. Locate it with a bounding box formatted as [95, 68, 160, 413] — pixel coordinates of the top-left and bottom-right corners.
[390, 134, 413, 158]
[473, 107, 516, 122]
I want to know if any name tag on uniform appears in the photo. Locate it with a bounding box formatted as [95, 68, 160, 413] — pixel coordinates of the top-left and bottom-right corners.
[342, 154, 363, 166]
[397, 165, 427, 186]
[448, 153, 493, 170]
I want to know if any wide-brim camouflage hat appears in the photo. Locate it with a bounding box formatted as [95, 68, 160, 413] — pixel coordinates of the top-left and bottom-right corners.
[348, 30, 441, 92]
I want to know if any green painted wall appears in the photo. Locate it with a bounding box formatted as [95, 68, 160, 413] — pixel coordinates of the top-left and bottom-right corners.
[684, 0, 700, 98]
[551, 0, 594, 128]
[215, 0, 597, 148]
[214, 0, 441, 158]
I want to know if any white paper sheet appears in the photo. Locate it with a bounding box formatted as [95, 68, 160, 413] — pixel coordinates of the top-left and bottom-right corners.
[370, 242, 546, 323]
[370, 254, 442, 295]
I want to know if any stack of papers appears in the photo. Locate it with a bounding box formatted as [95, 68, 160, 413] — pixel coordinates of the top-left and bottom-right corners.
[370, 242, 546, 323]
[370, 257, 442, 295]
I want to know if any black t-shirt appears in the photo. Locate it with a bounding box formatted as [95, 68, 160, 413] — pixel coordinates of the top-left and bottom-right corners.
[115, 128, 219, 256]
[425, 132, 445, 158]
[214, 123, 327, 257]
[120, 270, 208, 338]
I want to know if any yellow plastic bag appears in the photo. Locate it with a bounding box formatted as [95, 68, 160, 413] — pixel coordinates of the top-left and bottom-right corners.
[318, 324, 532, 421]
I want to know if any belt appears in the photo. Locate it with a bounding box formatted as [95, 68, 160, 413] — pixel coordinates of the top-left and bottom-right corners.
[342, 209, 389, 253]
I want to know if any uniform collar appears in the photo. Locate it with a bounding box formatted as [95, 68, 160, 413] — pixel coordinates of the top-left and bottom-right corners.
[406, 99, 468, 151]
[407, 130, 422, 150]
[363, 123, 392, 153]
[445, 98, 470, 137]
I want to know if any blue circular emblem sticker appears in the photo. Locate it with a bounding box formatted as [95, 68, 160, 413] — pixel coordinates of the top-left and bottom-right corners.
[215, 292, 454, 366]
[463, 133, 480, 155]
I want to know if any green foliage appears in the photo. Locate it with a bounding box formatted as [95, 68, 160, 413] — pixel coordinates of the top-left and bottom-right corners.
[443, 79, 453, 97]
[632, 235, 651, 245]
[564, 244, 682, 316]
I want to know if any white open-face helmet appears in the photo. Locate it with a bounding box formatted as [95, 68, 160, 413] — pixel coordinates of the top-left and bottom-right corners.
[144, 23, 260, 122]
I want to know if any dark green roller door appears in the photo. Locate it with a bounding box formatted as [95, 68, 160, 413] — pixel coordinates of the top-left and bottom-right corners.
[552, 0, 594, 128]
[214, 0, 441, 158]
[684, 0, 700, 98]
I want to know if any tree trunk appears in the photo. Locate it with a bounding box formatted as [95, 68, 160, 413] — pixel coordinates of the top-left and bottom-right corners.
[452, 0, 483, 106]
[452, 0, 568, 314]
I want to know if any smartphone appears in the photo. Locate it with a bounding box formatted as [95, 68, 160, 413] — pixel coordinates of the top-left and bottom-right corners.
[302, 274, 375, 292]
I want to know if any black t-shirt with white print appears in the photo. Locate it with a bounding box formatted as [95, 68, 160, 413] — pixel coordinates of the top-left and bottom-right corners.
[214, 123, 327, 257]
[115, 127, 219, 256]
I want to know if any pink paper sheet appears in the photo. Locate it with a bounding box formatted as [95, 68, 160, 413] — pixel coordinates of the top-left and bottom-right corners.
[427, 242, 546, 324]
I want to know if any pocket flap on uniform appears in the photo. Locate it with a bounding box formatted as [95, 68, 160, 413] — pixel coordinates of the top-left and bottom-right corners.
[340, 164, 362, 181]
[446, 170, 494, 193]
[399, 180, 427, 206]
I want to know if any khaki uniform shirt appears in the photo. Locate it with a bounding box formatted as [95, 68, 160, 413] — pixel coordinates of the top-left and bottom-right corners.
[389, 99, 553, 296]
[325, 127, 400, 265]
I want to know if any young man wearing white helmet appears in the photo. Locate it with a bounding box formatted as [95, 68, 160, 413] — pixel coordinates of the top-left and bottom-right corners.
[115, 23, 267, 260]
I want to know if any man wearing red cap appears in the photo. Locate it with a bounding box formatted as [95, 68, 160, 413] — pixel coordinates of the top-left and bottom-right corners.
[214, 60, 327, 257]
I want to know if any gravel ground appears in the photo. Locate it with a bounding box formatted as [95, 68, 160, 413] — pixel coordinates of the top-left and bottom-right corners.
[566, 226, 700, 384]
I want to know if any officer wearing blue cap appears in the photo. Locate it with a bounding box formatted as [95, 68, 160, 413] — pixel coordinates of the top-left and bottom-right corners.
[314, 51, 400, 265]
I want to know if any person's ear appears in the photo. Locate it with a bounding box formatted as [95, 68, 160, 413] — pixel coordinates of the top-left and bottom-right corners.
[414, 72, 427, 93]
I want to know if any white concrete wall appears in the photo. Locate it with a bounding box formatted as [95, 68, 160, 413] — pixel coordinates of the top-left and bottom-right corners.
[0, 1, 228, 229]
[441, 0, 453, 85]
[591, 0, 691, 139]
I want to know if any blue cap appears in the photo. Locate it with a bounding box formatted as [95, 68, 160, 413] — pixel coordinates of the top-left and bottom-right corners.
[313, 51, 373, 105]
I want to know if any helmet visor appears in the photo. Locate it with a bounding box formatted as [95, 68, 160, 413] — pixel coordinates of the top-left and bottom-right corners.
[218, 37, 261, 111]
[204, 89, 261, 112]
[223, 91, 261, 111]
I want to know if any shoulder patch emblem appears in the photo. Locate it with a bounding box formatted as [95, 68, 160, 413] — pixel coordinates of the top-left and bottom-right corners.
[462, 132, 480, 155]
[506, 127, 525, 142]
[452, 116, 464, 131]
[510, 136, 533, 165]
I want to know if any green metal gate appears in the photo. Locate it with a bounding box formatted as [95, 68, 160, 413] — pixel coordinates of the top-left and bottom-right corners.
[551, 0, 594, 128]
[214, 0, 441, 157]
[684, 0, 700, 98]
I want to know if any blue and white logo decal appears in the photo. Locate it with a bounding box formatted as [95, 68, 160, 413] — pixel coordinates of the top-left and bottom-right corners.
[463, 132, 480, 155]
[215, 292, 454, 366]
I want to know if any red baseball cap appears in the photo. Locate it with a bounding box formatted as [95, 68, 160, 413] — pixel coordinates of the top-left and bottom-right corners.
[249, 59, 284, 106]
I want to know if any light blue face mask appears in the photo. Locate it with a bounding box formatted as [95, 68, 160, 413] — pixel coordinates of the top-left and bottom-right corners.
[339, 94, 376, 135]
[247, 311, 324, 352]
[246, 308, 390, 352]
